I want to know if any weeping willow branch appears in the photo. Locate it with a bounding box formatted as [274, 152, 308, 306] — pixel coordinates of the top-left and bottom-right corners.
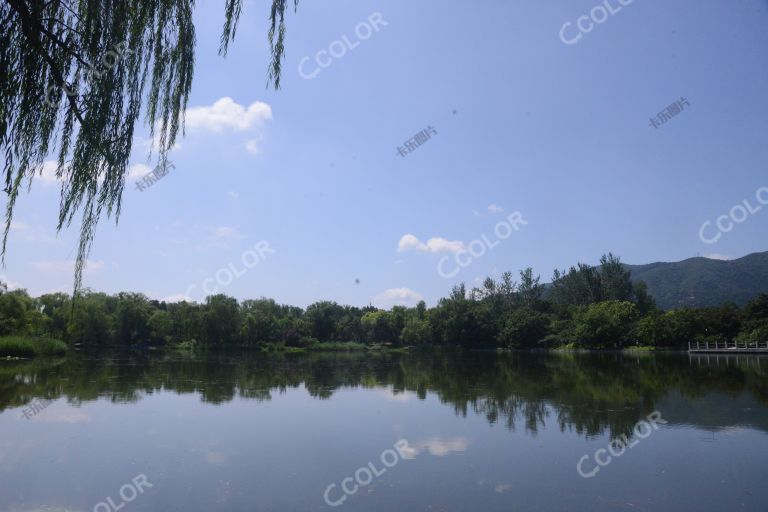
[0, 0, 297, 297]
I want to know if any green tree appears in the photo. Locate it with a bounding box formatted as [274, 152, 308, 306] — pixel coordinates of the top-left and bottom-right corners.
[497, 308, 550, 349]
[632, 311, 671, 347]
[67, 291, 113, 344]
[551, 263, 603, 306]
[148, 310, 173, 345]
[361, 310, 396, 344]
[37, 292, 71, 338]
[0, 289, 35, 335]
[599, 253, 634, 302]
[305, 302, 344, 342]
[401, 318, 432, 345]
[200, 294, 240, 346]
[115, 293, 151, 344]
[573, 301, 637, 348]
[518, 267, 543, 309]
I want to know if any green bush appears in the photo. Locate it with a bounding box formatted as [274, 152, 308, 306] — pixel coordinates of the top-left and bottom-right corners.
[0, 336, 68, 357]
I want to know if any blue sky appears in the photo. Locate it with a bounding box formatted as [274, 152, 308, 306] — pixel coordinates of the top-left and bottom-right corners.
[4, 0, 768, 308]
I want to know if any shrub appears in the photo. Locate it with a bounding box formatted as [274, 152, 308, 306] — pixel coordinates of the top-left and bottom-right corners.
[0, 336, 68, 357]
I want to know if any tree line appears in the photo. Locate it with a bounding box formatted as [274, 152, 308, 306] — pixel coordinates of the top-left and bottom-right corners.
[1, 254, 766, 350]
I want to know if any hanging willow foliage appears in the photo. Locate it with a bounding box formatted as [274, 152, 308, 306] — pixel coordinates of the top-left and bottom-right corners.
[0, 0, 297, 295]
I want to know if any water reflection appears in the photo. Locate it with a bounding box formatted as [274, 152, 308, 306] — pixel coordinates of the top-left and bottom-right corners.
[2, 350, 767, 439]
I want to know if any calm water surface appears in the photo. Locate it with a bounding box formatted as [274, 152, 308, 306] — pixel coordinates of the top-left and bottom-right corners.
[1, 350, 767, 512]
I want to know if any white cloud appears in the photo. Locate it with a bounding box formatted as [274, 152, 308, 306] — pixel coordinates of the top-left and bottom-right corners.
[244, 138, 261, 155]
[377, 387, 417, 403]
[473, 204, 504, 217]
[135, 97, 271, 154]
[185, 97, 272, 132]
[228, 191, 240, 199]
[704, 253, 732, 261]
[398, 234, 465, 254]
[38, 159, 152, 188]
[30, 259, 105, 273]
[398, 234, 422, 252]
[32, 407, 91, 424]
[0, 274, 20, 290]
[212, 226, 245, 240]
[9, 221, 60, 245]
[127, 163, 151, 183]
[202, 226, 247, 249]
[396, 438, 469, 459]
[134, 131, 181, 153]
[372, 287, 423, 308]
[162, 294, 193, 303]
[36, 160, 61, 184]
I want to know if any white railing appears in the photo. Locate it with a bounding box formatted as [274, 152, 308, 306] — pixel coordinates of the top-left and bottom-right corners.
[688, 340, 768, 351]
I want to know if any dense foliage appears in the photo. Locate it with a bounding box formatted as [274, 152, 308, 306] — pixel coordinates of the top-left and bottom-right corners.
[0, 254, 765, 350]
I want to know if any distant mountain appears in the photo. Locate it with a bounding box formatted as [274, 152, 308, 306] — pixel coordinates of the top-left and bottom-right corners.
[624, 252, 768, 309]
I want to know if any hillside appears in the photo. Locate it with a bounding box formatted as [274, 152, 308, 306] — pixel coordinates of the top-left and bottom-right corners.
[624, 252, 768, 309]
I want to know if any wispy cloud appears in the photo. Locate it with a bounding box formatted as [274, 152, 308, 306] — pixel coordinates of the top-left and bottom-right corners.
[245, 138, 261, 155]
[704, 253, 732, 261]
[396, 437, 469, 459]
[377, 387, 417, 402]
[398, 234, 465, 254]
[35, 160, 61, 185]
[30, 259, 105, 273]
[473, 204, 504, 217]
[127, 163, 152, 183]
[372, 287, 423, 308]
[205, 226, 247, 249]
[161, 293, 193, 303]
[212, 226, 245, 240]
[0, 274, 20, 290]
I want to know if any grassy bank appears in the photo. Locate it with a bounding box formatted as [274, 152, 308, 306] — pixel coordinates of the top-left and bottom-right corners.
[0, 336, 68, 357]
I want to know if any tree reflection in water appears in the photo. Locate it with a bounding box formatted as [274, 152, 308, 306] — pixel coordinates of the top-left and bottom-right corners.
[1, 350, 766, 441]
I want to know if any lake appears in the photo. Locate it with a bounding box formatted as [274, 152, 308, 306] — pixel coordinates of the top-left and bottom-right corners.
[1, 350, 767, 511]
